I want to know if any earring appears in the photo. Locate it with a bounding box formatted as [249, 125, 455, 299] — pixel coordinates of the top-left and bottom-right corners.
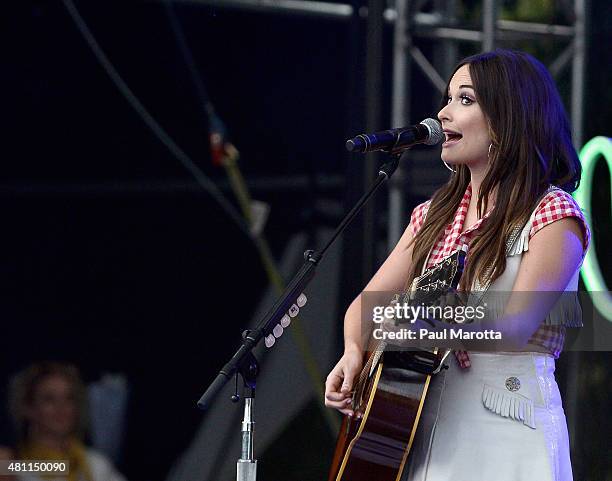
[443, 160, 456, 173]
[488, 143, 493, 160]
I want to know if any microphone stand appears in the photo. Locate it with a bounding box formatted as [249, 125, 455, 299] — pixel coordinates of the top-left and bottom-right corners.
[197, 152, 403, 481]
[235, 350, 258, 481]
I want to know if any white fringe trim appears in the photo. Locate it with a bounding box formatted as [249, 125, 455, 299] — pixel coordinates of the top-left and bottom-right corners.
[506, 212, 537, 257]
[482, 384, 536, 429]
[476, 293, 583, 327]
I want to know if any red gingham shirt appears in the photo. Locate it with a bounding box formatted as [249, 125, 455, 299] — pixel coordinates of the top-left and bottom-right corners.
[408, 184, 590, 367]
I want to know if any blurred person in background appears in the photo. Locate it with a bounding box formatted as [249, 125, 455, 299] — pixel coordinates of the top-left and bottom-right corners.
[1, 362, 127, 481]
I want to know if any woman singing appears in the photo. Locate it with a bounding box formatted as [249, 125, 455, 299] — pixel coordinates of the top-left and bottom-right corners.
[324, 49, 589, 481]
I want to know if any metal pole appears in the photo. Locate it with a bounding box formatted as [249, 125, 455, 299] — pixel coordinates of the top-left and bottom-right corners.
[388, 0, 409, 248]
[236, 397, 257, 481]
[174, 0, 353, 19]
[482, 0, 497, 51]
[565, 0, 587, 470]
[364, 0, 384, 276]
[571, 0, 586, 148]
[437, 0, 459, 79]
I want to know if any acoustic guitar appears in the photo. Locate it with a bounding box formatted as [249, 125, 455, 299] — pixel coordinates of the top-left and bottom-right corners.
[327, 248, 466, 481]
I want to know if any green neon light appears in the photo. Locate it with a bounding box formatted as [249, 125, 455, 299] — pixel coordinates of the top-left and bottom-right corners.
[574, 136, 612, 322]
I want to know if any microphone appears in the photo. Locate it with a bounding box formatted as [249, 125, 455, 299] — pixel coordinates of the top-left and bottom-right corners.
[346, 118, 443, 153]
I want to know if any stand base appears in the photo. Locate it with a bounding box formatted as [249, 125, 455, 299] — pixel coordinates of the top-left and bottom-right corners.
[237, 459, 257, 481]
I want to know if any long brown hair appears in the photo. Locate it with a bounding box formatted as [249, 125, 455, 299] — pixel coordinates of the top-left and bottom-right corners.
[406, 50, 581, 291]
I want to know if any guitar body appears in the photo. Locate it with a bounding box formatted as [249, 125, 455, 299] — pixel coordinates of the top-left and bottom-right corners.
[328, 248, 467, 481]
[328, 352, 434, 481]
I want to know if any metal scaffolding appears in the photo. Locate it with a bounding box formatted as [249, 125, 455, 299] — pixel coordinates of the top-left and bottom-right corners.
[177, 0, 586, 246]
[387, 0, 586, 245]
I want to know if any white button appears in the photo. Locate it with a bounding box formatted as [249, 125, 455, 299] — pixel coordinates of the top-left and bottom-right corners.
[297, 293, 307, 307]
[288, 304, 299, 317]
[280, 314, 291, 328]
[265, 334, 276, 348]
[273, 324, 284, 338]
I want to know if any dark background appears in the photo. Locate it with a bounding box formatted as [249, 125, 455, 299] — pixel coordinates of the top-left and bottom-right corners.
[1, 1, 610, 480]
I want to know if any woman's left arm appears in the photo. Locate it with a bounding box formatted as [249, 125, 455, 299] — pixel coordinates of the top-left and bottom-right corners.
[497, 216, 586, 347]
[422, 216, 587, 349]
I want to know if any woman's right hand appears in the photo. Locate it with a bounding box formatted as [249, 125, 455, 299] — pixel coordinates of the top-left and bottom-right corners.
[324, 347, 363, 416]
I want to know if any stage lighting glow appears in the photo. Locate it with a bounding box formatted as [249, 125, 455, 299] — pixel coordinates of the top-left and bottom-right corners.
[574, 136, 612, 322]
